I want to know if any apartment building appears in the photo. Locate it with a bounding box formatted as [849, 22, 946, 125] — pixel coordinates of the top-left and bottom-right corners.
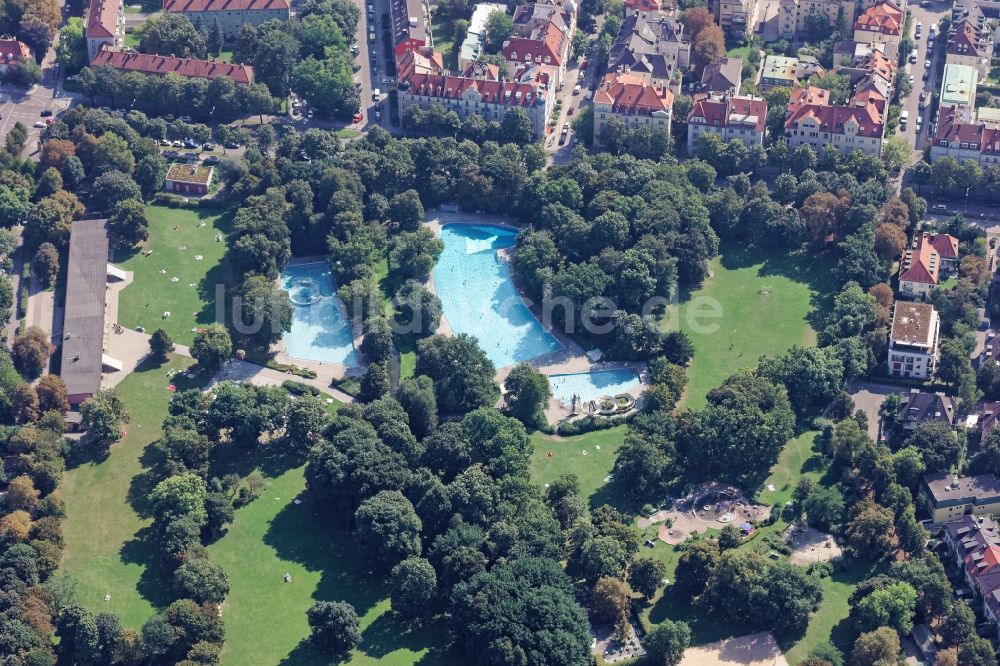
[777, 0, 855, 40]
[709, 0, 758, 37]
[608, 13, 690, 89]
[887, 302, 940, 380]
[593, 71, 673, 143]
[686, 92, 767, 153]
[0, 40, 31, 76]
[896, 232, 958, 299]
[397, 63, 554, 137]
[946, 10, 995, 82]
[930, 105, 1000, 167]
[853, 1, 903, 58]
[388, 0, 429, 61]
[930, 476, 1000, 524]
[91, 48, 256, 84]
[783, 88, 885, 157]
[86, 0, 124, 62]
[700, 56, 742, 95]
[162, 0, 290, 41]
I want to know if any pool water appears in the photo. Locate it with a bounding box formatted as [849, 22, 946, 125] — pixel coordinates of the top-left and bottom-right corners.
[434, 224, 562, 368]
[548, 369, 642, 403]
[279, 262, 358, 366]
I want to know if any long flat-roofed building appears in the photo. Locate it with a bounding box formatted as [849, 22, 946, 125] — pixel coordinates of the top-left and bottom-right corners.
[924, 473, 1000, 523]
[163, 0, 290, 40]
[61, 219, 121, 405]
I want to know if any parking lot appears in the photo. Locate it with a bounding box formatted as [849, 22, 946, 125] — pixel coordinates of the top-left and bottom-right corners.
[0, 87, 71, 158]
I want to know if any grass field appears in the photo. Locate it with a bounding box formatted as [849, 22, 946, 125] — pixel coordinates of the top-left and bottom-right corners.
[667, 245, 833, 409]
[430, 12, 459, 70]
[530, 427, 626, 510]
[58, 355, 197, 629]
[207, 464, 457, 666]
[784, 561, 873, 664]
[116, 205, 231, 346]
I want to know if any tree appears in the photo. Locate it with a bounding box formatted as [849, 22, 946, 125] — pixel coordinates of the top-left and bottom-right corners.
[904, 420, 961, 473]
[845, 499, 895, 560]
[12, 327, 54, 379]
[4, 475, 40, 512]
[191, 324, 232, 371]
[590, 576, 631, 631]
[81, 389, 129, 449]
[107, 199, 149, 249]
[149, 329, 174, 363]
[11, 58, 41, 86]
[360, 316, 393, 364]
[293, 54, 358, 119]
[236, 274, 292, 347]
[390, 557, 437, 620]
[355, 490, 422, 572]
[307, 601, 360, 656]
[396, 375, 437, 440]
[90, 171, 141, 212]
[853, 582, 917, 634]
[415, 334, 499, 413]
[359, 361, 390, 403]
[803, 485, 845, 532]
[388, 228, 443, 281]
[139, 14, 207, 58]
[628, 557, 667, 600]
[484, 11, 514, 53]
[207, 17, 222, 56]
[578, 536, 627, 583]
[851, 627, 900, 666]
[388, 189, 424, 231]
[394, 280, 442, 337]
[12, 383, 39, 423]
[31, 243, 58, 288]
[503, 362, 550, 427]
[174, 557, 230, 604]
[36, 374, 69, 413]
[134, 154, 167, 196]
[645, 620, 691, 666]
[286, 395, 330, 452]
[56, 17, 87, 73]
[692, 24, 725, 73]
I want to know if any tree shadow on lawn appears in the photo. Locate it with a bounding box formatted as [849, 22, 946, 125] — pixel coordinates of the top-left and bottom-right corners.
[648, 589, 746, 646]
[207, 439, 306, 483]
[119, 525, 178, 612]
[716, 243, 837, 334]
[195, 211, 234, 329]
[589, 473, 636, 514]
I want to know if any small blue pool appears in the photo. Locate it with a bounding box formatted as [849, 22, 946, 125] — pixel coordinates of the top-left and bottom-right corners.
[548, 369, 642, 403]
[434, 224, 562, 368]
[279, 262, 358, 366]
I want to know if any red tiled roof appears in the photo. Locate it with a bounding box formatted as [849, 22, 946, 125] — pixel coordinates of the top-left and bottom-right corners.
[932, 105, 1000, 154]
[91, 48, 254, 84]
[948, 19, 983, 57]
[87, 0, 120, 39]
[401, 71, 549, 108]
[624, 0, 661, 10]
[0, 39, 30, 64]
[396, 47, 445, 81]
[899, 236, 941, 285]
[788, 86, 830, 110]
[502, 21, 565, 66]
[784, 95, 884, 138]
[925, 232, 959, 260]
[594, 71, 672, 114]
[164, 0, 289, 10]
[689, 94, 767, 132]
[854, 1, 902, 36]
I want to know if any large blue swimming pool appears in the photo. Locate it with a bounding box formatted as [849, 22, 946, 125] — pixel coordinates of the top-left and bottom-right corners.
[548, 369, 642, 403]
[434, 224, 562, 368]
[279, 262, 358, 366]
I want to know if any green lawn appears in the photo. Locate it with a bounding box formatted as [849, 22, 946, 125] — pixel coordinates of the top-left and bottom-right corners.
[529, 427, 626, 510]
[784, 561, 873, 664]
[116, 205, 231, 346]
[124, 33, 140, 48]
[207, 463, 458, 665]
[58, 355, 198, 629]
[667, 245, 833, 409]
[430, 12, 459, 70]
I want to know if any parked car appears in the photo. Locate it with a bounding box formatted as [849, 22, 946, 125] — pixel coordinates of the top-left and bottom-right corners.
[932, 203, 947, 211]
[40, 110, 52, 117]
[224, 141, 239, 149]
[179, 114, 192, 122]
[353, 112, 364, 123]
[909, 53, 918, 64]
[160, 139, 172, 146]
[203, 142, 216, 151]
[925, 59, 931, 68]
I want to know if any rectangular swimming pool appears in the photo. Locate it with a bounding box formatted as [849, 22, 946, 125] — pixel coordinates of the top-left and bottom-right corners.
[548, 369, 642, 403]
[279, 262, 358, 366]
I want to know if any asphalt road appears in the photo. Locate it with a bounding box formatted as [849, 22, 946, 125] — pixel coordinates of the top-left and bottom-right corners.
[903, 0, 950, 161]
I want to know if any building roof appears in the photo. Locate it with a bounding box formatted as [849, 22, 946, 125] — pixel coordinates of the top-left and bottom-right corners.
[854, 1, 902, 36]
[91, 48, 254, 84]
[688, 93, 767, 132]
[397, 47, 445, 80]
[399, 69, 550, 108]
[594, 71, 673, 114]
[87, 0, 120, 39]
[788, 85, 830, 109]
[940, 63, 978, 108]
[897, 389, 954, 426]
[899, 234, 943, 285]
[163, 0, 289, 11]
[761, 55, 798, 83]
[389, 0, 427, 45]
[890, 302, 937, 347]
[784, 93, 884, 138]
[608, 13, 687, 82]
[925, 232, 959, 260]
[624, 0, 661, 10]
[948, 18, 985, 58]
[700, 57, 742, 94]
[469, 2, 507, 35]
[61, 219, 109, 398]
[944, 515, 1000, 546]
[502, 21, 566, 66]
[166, 163, 214, 184]
[925, 473, 1000, 505]
[0, 39, 29, 64]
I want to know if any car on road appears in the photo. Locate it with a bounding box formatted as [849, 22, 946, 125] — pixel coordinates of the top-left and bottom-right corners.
[922, 69, 929, 80]
[908, 74, 914, 85]
[568, 107, 574, 115]
[353, 112, 364, 123]
[932, 204, 947, 211]
[925, 59, 931, 68]
[224, 141, 239, 149]
[32, 121, 43, 128]
[909, 53, 918, 64]
[40, 110, 52, 117]
[375, 109, 381, 120]
[160, 139, 171, 146]
[573, 84, 581, 94]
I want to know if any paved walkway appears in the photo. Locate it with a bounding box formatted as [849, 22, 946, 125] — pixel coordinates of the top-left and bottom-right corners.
[206, 359, 355, 403]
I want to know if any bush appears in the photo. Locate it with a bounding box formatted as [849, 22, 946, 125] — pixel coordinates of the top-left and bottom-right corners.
[282, 380, 320, 397]
[556, 412, 635, 436]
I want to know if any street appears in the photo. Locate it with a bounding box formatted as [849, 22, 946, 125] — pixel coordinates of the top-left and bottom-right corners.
[902, 0, 950, 163]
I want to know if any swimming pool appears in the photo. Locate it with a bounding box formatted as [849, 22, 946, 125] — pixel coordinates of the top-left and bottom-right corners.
[548, 369, 642, 403]
[279, 262, 358, 366]
[434, 224, 562, 368]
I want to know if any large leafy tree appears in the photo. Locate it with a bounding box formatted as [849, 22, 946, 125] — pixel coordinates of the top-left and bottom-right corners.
[138, 14, 207, 58]
[355, 490, 422, 572]
[415, 334, 499, 413]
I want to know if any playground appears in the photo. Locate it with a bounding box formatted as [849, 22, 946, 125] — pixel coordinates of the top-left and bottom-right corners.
[636, 482, 772, 546]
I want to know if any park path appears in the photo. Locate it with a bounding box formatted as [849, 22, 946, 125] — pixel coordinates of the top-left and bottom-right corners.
[206, 359, 355, 403]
